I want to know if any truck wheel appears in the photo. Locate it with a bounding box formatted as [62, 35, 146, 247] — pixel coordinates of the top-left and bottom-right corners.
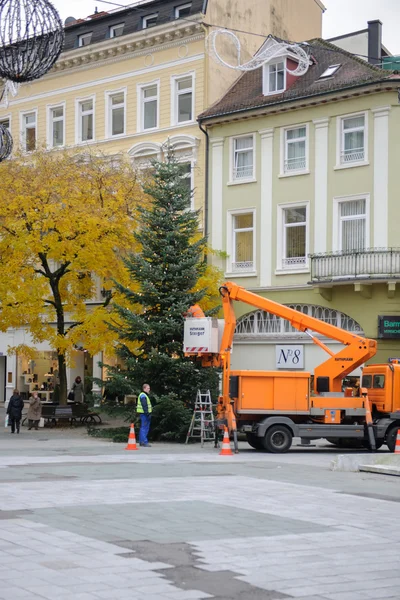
[246, 433, 264, 450]
[263, 425, 292, 453]
[386, 426, 400, 452]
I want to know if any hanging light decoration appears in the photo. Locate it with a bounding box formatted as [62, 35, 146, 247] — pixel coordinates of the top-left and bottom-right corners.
[0, 0, 64, 83]
[0, 123, 13, 161]
[206, 31, 310, 77]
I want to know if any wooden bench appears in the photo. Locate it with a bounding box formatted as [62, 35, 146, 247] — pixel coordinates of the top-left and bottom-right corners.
[22, 404, 56, 426]
[55, 406, 74, 425]
[72, 403, 102, 425]
[23, 404, 75, 427]
[22, 403, 100, 427]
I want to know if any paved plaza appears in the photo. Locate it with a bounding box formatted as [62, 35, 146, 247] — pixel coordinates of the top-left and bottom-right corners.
[1, 412, 400, 600]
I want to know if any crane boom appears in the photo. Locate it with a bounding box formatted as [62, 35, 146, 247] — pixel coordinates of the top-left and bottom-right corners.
[219, 282, 377, 392]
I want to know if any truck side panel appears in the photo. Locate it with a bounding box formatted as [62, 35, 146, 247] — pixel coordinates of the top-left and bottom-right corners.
[234, 370, 310, 413]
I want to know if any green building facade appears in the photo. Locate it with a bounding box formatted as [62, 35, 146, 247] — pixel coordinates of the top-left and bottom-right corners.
[200, 38, 400, 373]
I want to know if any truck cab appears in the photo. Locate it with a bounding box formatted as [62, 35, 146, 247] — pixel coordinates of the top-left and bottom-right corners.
[362, 362, 400, 416]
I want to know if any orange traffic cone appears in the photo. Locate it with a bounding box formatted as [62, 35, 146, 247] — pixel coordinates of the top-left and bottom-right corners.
[125, 423, 138, 451]
[219, 426, 233, 456]
[394, 429, 400, 454]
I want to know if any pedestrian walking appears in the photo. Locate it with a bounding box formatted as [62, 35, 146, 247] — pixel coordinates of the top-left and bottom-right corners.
[137, 383, 152, 447]
[71, 376, 84, 403]
[7, 389, 24, 434]
[27, 392, 42, 430]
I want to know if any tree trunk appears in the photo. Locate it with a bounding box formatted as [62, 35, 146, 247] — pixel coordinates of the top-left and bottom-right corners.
[58, 353, 68, 405]
[50, 274, 68, 405]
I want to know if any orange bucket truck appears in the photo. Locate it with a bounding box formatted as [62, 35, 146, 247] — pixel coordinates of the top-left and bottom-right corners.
[185, 283, 400, 453]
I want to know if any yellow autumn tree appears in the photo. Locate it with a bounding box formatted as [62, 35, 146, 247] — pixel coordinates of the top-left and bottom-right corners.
[0, 149, 146, 403]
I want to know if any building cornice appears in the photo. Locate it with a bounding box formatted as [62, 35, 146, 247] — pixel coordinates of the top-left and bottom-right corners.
[46, 18, 205, 80]
[200, 80, 399, 127]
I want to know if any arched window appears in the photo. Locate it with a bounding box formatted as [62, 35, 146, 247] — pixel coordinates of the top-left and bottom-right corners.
[234, 305, 363, 339]
[128, 142, 162, 170]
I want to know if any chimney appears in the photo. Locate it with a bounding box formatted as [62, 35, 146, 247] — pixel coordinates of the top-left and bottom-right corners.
[368, 20, 382, 66]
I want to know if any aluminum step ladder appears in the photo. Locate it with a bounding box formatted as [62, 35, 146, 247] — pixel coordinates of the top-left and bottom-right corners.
[185, 390, 215, 447]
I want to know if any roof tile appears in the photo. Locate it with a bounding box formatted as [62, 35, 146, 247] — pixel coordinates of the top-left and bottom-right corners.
[200, 38, 399, 120]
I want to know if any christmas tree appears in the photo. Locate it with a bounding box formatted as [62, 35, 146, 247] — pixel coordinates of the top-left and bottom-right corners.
[110, 154, 220, 410]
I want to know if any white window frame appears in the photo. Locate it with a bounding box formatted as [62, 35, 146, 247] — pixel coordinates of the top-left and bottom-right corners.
[109, 23, 124, 38]
[137, 81, 160, 133]
[226, 208, 257, 276]
[78, 32, 92, 47]
[47, 102, 66, 149]
[263, 59, 286, 96]
[280, 123, 309, 176]
[75, 95, 96, 144]
[335, 111, 369, 169]
[276, 202, 310, 273]
[20, 109, 38, 153]
[175, 2, 192, 18]
[333, 194, 370, 253]
[171, 72, 195, 126]
[174, 157, 195, 211]
[228, 133, 256, 185]
[142, 13, 158, 29]
[105, 88, 126, 138]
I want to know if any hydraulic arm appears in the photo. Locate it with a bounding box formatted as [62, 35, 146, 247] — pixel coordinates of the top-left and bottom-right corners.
[217, 282, 377, 394]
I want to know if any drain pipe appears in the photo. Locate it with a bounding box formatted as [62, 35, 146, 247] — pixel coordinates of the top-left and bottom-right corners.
[198, 119, 210, 242]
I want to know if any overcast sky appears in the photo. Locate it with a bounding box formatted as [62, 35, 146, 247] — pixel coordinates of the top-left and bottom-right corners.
[52, 0, 399, 55]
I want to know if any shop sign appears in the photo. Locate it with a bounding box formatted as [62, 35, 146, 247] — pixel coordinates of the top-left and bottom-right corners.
[378, 316, 400, 339]
[276, 345, 304, 369]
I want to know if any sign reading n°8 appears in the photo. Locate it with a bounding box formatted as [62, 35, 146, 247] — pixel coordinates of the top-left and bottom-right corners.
[276, 345, 304, 369]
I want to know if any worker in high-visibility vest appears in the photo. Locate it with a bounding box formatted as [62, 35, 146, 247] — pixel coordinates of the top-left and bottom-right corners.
[137, 383, 153, 447]
[186, 304, 205, 318]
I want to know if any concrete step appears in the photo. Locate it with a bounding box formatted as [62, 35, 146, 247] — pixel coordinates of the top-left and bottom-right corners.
[331, 453, 400, 472]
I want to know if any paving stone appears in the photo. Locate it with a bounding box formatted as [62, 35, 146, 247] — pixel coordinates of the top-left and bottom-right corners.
[1, 415, 400, 600]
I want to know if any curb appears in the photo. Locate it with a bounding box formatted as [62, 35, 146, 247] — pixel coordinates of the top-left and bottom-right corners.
[358, 464, 400, 476]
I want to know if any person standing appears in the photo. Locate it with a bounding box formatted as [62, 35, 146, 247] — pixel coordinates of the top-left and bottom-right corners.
[7, 390, 24, 434]
[27, 392, 42, 430]
[137, 383, 152, 447]
[71, 376, 84, 403]
[353, 379, 361, 397]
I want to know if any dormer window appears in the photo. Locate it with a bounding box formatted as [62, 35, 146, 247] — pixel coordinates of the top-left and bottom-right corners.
[263, 60, 286, 95]
[110, 23, 124, 38]
[143, 13, 158, 29]
[319, 64, 341, 79]
[78, 32, 92, 47]
[175, 3, 192, 18]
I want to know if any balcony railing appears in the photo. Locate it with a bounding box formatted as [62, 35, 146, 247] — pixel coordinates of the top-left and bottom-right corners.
[232, 261, 254, 273]
[340, 148, 365, 164]
[233, 164, 254, 180]
[284, 156, 306, 172]
[282, 256, 307, 269]
[310, 248, 400, 282]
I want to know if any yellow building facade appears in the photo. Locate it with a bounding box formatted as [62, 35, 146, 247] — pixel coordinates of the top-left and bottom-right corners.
[0, 0, 323, 219]
[0, 0, 324, 401]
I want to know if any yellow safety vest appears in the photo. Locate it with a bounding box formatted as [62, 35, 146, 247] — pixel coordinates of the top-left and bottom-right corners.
[137, 392, 152, 414]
